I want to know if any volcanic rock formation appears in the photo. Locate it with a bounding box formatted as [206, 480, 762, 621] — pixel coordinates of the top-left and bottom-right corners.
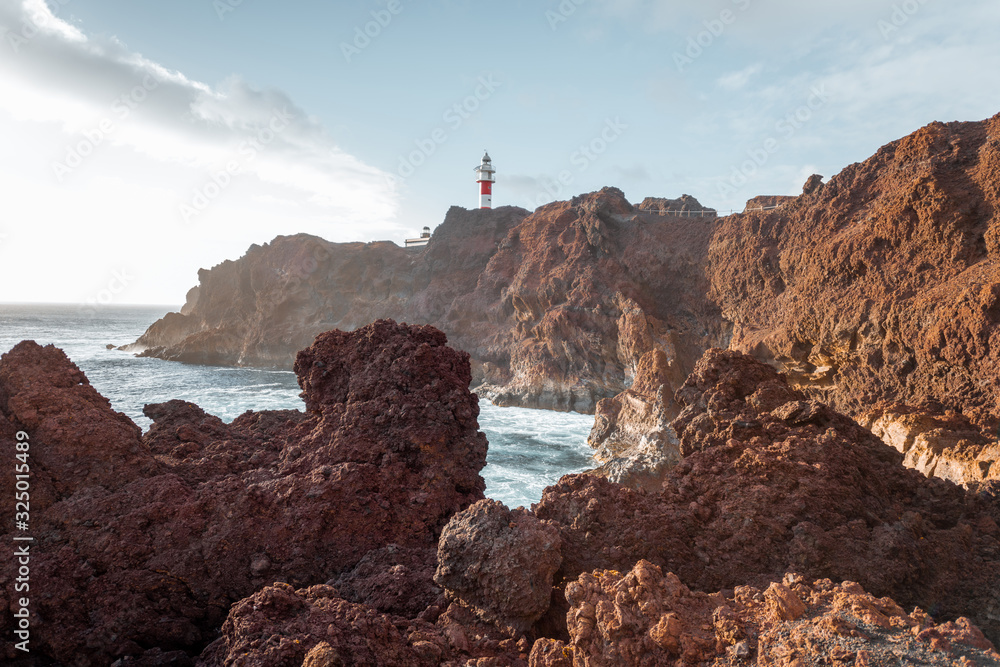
[534, 349, 1000, 645]
[0, 320, 487, 665]
[712, 115, 1000, 433]
[435, 499, 562, 633]
[636, 194, 718, 217]
[125, 205, 530, 369]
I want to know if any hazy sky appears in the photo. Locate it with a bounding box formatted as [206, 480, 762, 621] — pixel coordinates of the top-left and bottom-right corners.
[1, 0, 999, 305]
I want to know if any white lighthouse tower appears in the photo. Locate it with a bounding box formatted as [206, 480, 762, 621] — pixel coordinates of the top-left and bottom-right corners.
[474, 151, 495, 209]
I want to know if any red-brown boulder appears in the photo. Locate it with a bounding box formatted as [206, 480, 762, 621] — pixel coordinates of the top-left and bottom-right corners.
[435, 499, 562, 633]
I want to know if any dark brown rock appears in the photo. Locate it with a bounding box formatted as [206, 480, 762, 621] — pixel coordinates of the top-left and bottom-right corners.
[208, 583, 443, 667]
[0, 321, 487, 665]
[435, 499, 562, 633]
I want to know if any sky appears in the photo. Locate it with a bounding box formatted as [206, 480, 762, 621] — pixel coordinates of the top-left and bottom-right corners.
[1, 0, 999, 305]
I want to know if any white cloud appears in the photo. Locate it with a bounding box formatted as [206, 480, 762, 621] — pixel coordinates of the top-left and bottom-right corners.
[0, 0, 402, 304]
[717, 63, 763, 91]
[0, 0, 396, 221]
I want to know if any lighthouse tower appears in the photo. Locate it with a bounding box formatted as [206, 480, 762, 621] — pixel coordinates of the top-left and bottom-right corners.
[474, 151, 495, 209]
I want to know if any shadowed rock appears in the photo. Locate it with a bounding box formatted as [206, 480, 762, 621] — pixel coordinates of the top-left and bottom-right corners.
[0, 320, 487, 665]
[436, 499, 562, 633]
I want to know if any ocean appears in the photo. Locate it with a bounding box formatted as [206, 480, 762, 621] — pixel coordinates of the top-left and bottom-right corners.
[0, 303, 596, 508]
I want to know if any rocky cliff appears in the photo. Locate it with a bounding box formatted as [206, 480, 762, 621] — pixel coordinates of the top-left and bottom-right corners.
[711, 114, 1000, 433]
[126, 205, 529, 369]
[129, 190, 727, 414]
[589, 113, 1000, 490]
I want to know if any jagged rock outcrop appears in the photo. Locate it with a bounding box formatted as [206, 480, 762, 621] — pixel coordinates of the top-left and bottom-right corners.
[528, 561, 1000, 666]
[587, 349, 683, 490]
[128, 189, 727, 414]
[712, 114, 1000, 432]
[534, 349, 1000, 644]
[860, 403, 1000, 493]
[435, 499, 562, 633]
[469, 187, 726, 413]
[200, 584, 445, 666]
[0, 320, 487, 665]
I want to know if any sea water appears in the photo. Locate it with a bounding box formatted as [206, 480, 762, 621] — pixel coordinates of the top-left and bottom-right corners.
[0, 303, 595, 508]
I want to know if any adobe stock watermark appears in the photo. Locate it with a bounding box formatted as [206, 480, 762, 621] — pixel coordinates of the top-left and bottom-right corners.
[674, 0, 752, 73]
[79, 269, 135, 318]
[51, 75, 159, 183]
[3, 0, 73, 54]
[179, 108, 292, 224]
[878, 0, 932, 40]
[716, 85, 831, 199]
[532, 117, 628, 207]
[341, 0, 404, 63]
[214, 0, 246, 21]
[12, 430, 33, 654]
[395, 75, 501, 180]
[546, 0, 586, 31]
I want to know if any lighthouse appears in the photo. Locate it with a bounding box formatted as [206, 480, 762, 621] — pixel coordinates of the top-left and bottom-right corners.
[474, 151, 495, 209]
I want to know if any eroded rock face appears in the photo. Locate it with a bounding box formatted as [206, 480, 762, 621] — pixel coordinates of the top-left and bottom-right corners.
[588, 349, 684, 490]
[126, 206, 530, 370]
[528, 561, 1000, 666]
[0, 321, 487, 665]
[861, 403, 1000, 492]
[435, 499, 562, 633]
[711, 114, 1000, 431]
[471, 188, 726, 413]
[534, 349, 1000, 644]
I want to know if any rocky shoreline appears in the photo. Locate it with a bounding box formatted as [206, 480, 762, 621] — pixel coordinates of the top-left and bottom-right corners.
[2, 321, 1000, 665]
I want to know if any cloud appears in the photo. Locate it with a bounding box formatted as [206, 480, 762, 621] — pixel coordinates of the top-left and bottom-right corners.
[0, 0, 396, 223]
[717, 63, 763, 91]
